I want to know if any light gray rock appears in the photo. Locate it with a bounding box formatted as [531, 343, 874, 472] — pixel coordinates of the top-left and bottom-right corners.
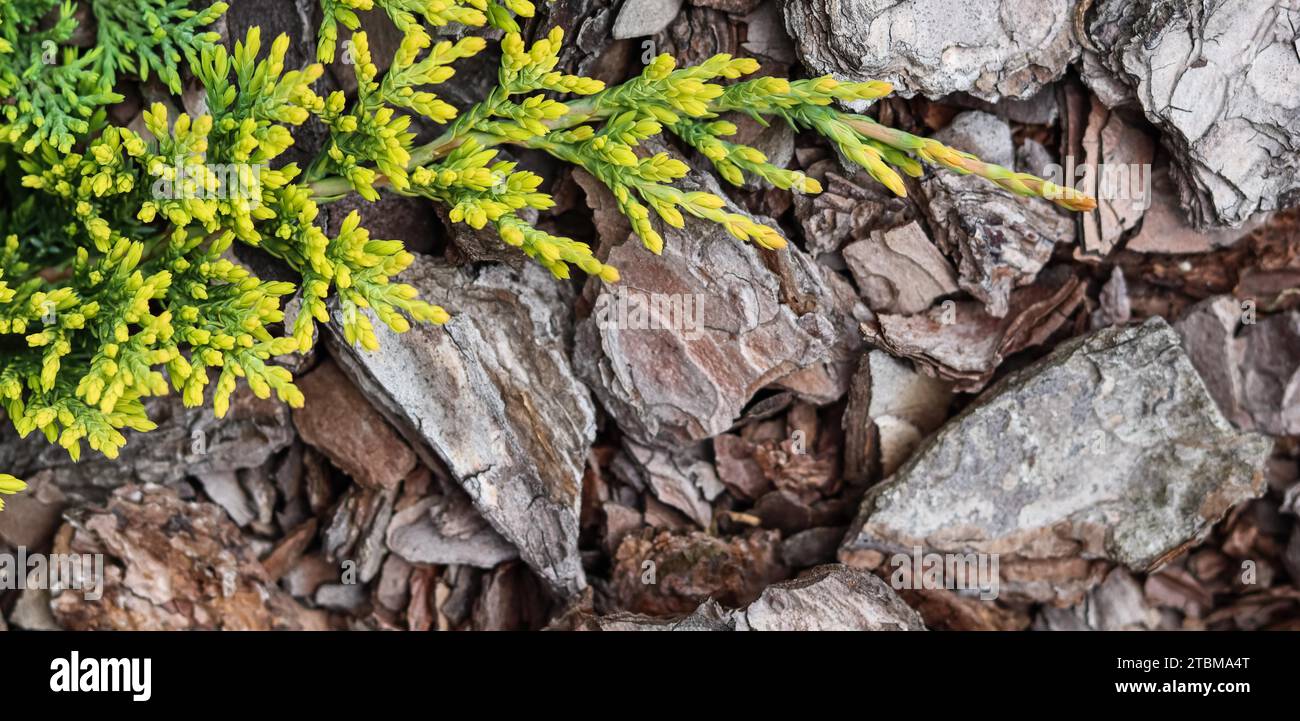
[842, 318, 1273, 576]
[195, 471, 257, 528]
[742, 1, 797, 64]
[934, 111, 1016, 168]
[920, 111, 1075, 317]
[1090, 266, 1131, 330]
[842, 350, 954, 485]
[1017, 138, 1056, 178]
[1084, 0, 1300, 227]
[9, 587, 61, 631]
[328, 257, 595, 596]
[862, 351, 953, 478]
[612, 0, 684, 39]
[314, 583, 369, 613]
[575, 159, 868, 447]
[784, 0, 1080, 101]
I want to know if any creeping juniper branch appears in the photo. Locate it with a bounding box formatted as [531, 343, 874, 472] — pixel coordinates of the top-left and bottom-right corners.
[0, 0, 1095, 504]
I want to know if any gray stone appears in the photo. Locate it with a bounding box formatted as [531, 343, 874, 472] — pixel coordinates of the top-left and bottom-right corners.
[10, 587, 60, 631]
[846, 348, 956, 486]
[195, 471, 257, 528]
[328, 257, 595, 596]
[1017, 139, 1056, 178]
[784, 0, 1080, 102]
[314, 582, 369, 613]
[862, 351, 953, 478]
[612, 0, 684, 39]
[933, 111, 1015, 168]
[741, 1, 797, 64]
[1090, 267, 1131, 330]
[1084, 0, 1300, 227]
[842, 318, 1273, 576]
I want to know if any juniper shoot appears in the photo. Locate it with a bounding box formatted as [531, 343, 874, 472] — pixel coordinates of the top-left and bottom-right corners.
[0, 0, 1095, 505]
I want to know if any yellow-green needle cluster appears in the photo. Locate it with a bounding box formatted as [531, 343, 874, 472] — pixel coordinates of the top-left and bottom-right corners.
[0, 0, 1095, 506]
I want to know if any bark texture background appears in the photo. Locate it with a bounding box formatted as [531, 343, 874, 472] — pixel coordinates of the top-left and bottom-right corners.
[2, 0, 1299, 631]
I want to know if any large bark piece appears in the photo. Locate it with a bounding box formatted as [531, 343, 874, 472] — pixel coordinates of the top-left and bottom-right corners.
[861, 268, 1087, 392]
[1084, 0, 1300, 227]
[293, 359, 417, 491]
[575, 161, 868, 447]
[919, 111, 1076, 318]
[328, 257, 595, 596]
[842, 222, 959, 315]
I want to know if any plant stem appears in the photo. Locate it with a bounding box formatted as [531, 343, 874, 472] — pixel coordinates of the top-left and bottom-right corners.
[308, 97, 607, 203]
